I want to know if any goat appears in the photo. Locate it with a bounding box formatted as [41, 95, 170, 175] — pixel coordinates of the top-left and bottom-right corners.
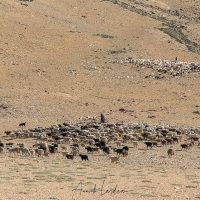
[91, 147, 99, 153]
[6, 142, 14, 147]
[63, 137, 72, 144]
[0, 143, 4, 148]
[172, 137, 179, 143]
[11, 147, 21, 155]
[48, 144, 58, 154]
[122, 150, 128, 157]
[0, 147, 4, 154]
[161, 140, 167, 146]
[102, 146, 110, 155]
[95, 141, 106, 150]
[122, 146, 129, 151]
[191, 137, 199, 143]
[22, 147, 30, 156]
[113, 148, 125, 155]
[71, 144, 79, 148]
[60, 144, 68, 151]
[62, 151, 69, 157]
[17, 143, 25, 148]
[44, 151, 50, 157]
[132, 141, 138, 148]
[115, 141, 122, 147]
[144, 142, 153, 149]
[167, 149, 174, 158]
[152, 142, 158, 147]
[85, 146, 99, 153]
[88, 139, 95, 146]
[85, 146, 93, 153]
[109, 156, 119, 163]
[79, 154, 89, 161]
[100, 137, 108, 143]
[5, 131, 12, 136]
[29, 149, 36, 157]
[19, 122, 26, 127]
[189, 141, 195, 146]
[166, 138, 173, 145]
[36, 149, 44, 157]
[71, 148, 79, 156]
[180, 144, 189, 150]
[80, 143, 86, 148]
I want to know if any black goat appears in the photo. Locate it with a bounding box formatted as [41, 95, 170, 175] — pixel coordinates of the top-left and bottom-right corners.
[61, 133, 68, 137]
[85, 146, 93, 153]
[122, 146, 129, 151]
[114, 148, 124, 155]
[113, 148, 128, 156]
[94, 139, 100, 143]
[0, 143, 4, 148]
[172, 137, 179, 143]
[85, 146, 99, 153]
[48, 144, 58, 153]
[152, 142, 158, 147]
[144, 142, 153, 149]
[95, 141, 106, 149]
[38, 146, 47, 151]
[181, 144, 189, 150]
[161, 140, 167, 146]
[19, 122, 26, 127]
[47, 133, 52, 137]
[54, 136, 61, 141]
[122, 150, 128, 157]
[102, 146, 110, 154]
[79, 154, 89, 161]
[166, 138, 173, 145]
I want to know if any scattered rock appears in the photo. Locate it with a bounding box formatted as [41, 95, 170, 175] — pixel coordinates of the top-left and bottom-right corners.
[119, 108, 126, 112]
[193, 111, 200, 115]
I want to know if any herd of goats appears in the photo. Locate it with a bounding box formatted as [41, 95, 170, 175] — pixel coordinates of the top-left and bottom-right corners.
[117, 58, 200, 79]
[0, 115, 200, 163]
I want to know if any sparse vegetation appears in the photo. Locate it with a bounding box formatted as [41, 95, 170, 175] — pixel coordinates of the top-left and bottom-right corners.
[94, 34, 114, 39]
[103, 0, 200, 54]
[159, 24, 200, 54]
[108, 49, 127, 54]
[1, 0, 200, 199]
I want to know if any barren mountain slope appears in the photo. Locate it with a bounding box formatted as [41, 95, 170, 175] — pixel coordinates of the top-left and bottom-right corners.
[0, 0, 200, 132]
[0, 1, 200, 200]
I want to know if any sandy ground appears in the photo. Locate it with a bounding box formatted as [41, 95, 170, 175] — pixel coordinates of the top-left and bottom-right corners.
[0, 0, 200, 199]
[0, 138, 200, 200]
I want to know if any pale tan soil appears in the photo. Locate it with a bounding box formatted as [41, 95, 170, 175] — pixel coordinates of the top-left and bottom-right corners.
[0, 139, 200, 200]
[0, 0, 200, 199]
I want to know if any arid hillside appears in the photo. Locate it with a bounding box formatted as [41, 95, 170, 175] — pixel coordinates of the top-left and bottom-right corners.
[0, 1, 200, 200]
[0, 0, 200, 131]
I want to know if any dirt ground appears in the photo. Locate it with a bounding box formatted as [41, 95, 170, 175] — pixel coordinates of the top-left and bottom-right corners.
[0, 137, 200, 200]
[0, 0, 200, 199]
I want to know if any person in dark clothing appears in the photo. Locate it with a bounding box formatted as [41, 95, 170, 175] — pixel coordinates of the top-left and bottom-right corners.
[100, 113, 105, 123]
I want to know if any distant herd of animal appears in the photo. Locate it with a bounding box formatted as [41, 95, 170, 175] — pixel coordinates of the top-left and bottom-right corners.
[0, 118, 199, 163]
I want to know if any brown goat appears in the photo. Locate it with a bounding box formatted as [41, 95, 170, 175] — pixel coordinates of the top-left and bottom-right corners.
[167, 149, 174, 158]
[19, 122, 26, 127]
